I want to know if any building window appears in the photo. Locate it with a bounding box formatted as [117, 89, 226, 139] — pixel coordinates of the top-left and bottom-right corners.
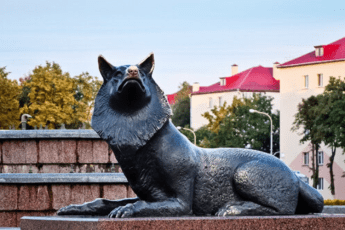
[219, 97, 223, 106]
[304, 75, 309, 88]
[317, 178, 324, 190]
[209, 98, 213, 108]
[303, 152, 309, 165]
[315, 47, 324, 57]
[318, 151, 324, 165]
[220, 79, 226, 86]
[243, 92, 252, 99]
[318, 74, 323, 87]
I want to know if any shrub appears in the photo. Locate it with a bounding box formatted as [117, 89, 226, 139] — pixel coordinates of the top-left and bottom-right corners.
[324, 199, 345, 205]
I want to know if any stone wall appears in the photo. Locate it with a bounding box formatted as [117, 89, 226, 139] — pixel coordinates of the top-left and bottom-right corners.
[0, 173, 134, 227]
[0, 130, 121, 173]
[0, 130, 129, 227]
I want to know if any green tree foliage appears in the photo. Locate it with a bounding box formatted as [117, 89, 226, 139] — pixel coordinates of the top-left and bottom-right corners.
[171, 82, 191, 128]
[20, 62, 101, 129]
[72, 72, 102, 128]
[314, 77, 345, 194]
[0, 67, 20, 129]
[200, 94, 280, 155]
[292, 76, 345, 192]
[292, 95, 322, 188]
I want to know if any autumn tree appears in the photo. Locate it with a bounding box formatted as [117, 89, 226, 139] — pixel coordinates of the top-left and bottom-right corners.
[171, 82, 191, 128]
[20, 62, 85, 129]
[72, 72, 102, 128]
[0, 67, 20, 129]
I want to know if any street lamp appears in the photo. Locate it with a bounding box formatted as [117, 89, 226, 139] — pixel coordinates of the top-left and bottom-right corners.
[177, 126, 196, 145]
[249, 109, 273, 155]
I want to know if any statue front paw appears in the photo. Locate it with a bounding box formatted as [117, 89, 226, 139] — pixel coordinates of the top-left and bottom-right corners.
[108, 203, 135, 218]
[57, 204, 82, 215]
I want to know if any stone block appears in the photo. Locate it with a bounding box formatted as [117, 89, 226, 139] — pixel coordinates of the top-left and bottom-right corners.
[16, 165, 39, 173]
[18, 185, 50, 210]
[109, 149, 117, 163]
[24, 140, 38, 164]
[0, 185, 18, 210]
[71, 185, 100, 205]
[0, 212, 17, 227]
[0, 141, 2, 164]
[103, 185, 127, 200]
[52, 185, 72, 210]
[92, 140, 109, 163]
[127, 186, 137, 198]
[59, 140, 77, 163]
[2, 140, 37, 164]
[39, 140, 59, 163]
[2, 165, 15, 173]
[2, 141, 20, 164]
[17, 211, 56, 227]
[77, 140, 93, 163]
[59, 165, 73, 173]
[39, 165, 60, 173]
[77, 164, 87, 173]
[2, 165, 38, 173]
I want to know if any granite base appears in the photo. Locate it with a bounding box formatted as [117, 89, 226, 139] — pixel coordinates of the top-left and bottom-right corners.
[20, 214, 345, 230]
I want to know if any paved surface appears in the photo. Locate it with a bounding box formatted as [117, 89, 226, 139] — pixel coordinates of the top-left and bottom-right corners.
[20, 214, 345, 230]
[323, 206, 345, 214]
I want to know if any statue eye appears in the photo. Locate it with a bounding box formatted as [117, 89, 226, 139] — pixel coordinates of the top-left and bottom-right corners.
[114, 71, 122, 78]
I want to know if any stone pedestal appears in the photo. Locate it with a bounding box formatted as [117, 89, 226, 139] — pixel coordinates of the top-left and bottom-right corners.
[21, 214, 345, 230]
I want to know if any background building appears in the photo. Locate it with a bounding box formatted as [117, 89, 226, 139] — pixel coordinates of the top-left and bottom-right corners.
[190, 64, 280, 130]
[278, 37, 345, 200]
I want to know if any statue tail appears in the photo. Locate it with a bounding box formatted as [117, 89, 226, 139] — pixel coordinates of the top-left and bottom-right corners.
[295, 179, 324, 214]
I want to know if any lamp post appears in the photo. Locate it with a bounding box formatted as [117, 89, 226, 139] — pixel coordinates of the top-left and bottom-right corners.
[249, 109, 273, 155]
[177, 126, 196, 145]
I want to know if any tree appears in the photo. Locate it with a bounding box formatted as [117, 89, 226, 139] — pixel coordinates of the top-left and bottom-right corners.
[0, 67, 20, 129]
[20, 62, 87, 129]
[292, 95, 322, 189]
[71, 72, 102, 128]
[315, 77, 345, 195]
[171, 82, 191, 127]
[200, 93, 280, 154]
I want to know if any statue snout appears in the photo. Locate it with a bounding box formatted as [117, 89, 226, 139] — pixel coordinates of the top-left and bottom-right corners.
[127, 66, 139, 79]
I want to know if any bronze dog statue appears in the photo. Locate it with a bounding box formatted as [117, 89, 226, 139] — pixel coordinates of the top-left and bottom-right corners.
[58, 53, 323, 218]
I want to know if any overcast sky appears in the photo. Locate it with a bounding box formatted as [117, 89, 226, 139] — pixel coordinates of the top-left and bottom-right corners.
[1, 0, 345, 94]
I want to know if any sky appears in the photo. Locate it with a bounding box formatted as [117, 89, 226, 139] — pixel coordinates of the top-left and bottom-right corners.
[1, 0, 345, 94]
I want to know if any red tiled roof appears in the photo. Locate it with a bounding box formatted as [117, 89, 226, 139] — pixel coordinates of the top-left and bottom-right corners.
[278, 37, 345, 68]
[166, 86, 192, 105]
[192, 66, 280, 95]
[167, 93, 177, 105]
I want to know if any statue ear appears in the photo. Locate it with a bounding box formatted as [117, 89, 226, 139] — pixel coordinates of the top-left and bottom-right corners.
[98, 55, 115, 82]
[139, 53, 155, 75]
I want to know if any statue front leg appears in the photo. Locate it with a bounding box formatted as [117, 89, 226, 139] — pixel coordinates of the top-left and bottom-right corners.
[108, 198, 193, 218]
[57, 197, 139, 216]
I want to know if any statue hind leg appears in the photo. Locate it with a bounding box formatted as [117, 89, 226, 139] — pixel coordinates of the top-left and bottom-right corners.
[217, 160, 299, 216]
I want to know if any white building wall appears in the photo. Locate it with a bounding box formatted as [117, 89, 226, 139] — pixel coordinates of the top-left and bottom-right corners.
[190, 91, 280, 130]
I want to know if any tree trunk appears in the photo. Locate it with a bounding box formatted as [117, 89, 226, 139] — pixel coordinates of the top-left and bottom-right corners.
[315, 144, 319, 189]
[329, 145, 336, 195]
[311, 143, 319, 188]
